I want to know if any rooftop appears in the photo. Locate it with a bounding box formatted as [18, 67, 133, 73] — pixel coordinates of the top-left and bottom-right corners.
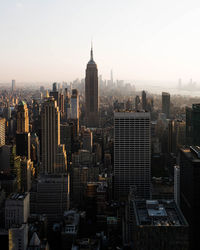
[8, 193, 28, 200]
[114, 111, 150, 118]
[63, 210, 80, 234]
[181, 146, 200, 162]
[162, 92, 170, 96]
[64, 210, 79, 225]
[133, 199, 188, 227]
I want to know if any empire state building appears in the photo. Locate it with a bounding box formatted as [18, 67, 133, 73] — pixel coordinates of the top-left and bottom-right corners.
[85, 46, 99, 128]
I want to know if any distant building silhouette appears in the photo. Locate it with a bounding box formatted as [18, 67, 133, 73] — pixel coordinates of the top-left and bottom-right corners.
[11, 80, 16, 92]
[162, 92, 170, 118]
[70, 89, 79, 136]
[142, 90, 147, 110]
[135, 95, 140, 110]
[50, 82, 59, 108]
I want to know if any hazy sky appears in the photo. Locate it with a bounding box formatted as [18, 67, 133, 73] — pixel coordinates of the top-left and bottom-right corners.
[1, 0, 200, 83]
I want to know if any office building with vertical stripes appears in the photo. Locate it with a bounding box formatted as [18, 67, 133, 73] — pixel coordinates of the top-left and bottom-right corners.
[114, 111, 151, 200]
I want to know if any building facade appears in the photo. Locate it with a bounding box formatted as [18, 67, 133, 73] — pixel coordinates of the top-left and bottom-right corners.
[179, 146, 200, 250]
[186, 104, 200, 145]
[0, 117, 5, 147]
[41, 97, 67, 174]
[9, 223, 28, 250]
[31, 174, 70, 224]
[5, 193, 30, 229]
[114, 111, 151, 200]
[17, 101, 29, 133]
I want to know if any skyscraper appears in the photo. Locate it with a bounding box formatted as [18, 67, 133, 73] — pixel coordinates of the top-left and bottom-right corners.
[186, 104, 200, 145]
[85, 45, 99, 128]
[41, 97, 67, 173]
[16, 133, 31, 160]
[110, 69, 114, 86]
[179, 146, 200, 250]
[114, 111, 151, 200]
[11, 80, 16, 92]
[50, 82, 59, 108]
[52, 82, 57, 92]
[174, 165, 180, 206]
[17, 101, 29, 133]
[135, 95, 140, 110]
[64, 88, 71, 120]
[142, 90, 147, 110]
[70, 89, 79, 136]
[0, 118, 5, 147]
[71, 89, 79, 120]
[16, 101, 30, 160]
[162, 92, 170, 118]
[82, 128, 93, 152]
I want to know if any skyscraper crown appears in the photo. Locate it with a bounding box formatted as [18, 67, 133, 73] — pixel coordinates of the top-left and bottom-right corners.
[88, 44, 96, 65]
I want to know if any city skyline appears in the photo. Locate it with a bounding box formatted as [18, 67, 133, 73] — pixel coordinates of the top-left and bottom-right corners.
[1, 0, 200, 82]
[1, 1, 200, 249]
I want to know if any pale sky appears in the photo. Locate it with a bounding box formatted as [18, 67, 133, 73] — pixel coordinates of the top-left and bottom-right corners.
[1, 0, 200, 83]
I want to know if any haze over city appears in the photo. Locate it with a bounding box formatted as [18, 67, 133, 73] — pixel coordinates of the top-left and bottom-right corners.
[1, 0, 200, 83]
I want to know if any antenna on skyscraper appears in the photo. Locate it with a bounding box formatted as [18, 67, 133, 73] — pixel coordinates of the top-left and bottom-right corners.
[90, 38, 93, 60]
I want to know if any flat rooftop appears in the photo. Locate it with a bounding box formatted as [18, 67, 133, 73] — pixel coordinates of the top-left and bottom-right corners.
[8, 193, 28, 200]
[38, 174, 68, 182]
[63, 210, 80, 226]
[114, 111, 150, 118]
[133, 199, 188, 227]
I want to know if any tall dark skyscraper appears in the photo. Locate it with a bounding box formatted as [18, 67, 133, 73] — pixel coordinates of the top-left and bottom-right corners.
[52, 82, 57, 92]
[16, 101, 30, 159]
[179, 146, 200, 250]
[142, 90, 147, 110]
[186, 104, 200, 145]
[85, 45, 99, 128]
[162, 92, 170, 118]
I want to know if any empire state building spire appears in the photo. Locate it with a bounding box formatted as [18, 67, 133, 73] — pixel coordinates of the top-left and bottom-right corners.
[88, 42, 96, 65]
[90, 43, 93, 61]
[85, 45, 99, 128]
